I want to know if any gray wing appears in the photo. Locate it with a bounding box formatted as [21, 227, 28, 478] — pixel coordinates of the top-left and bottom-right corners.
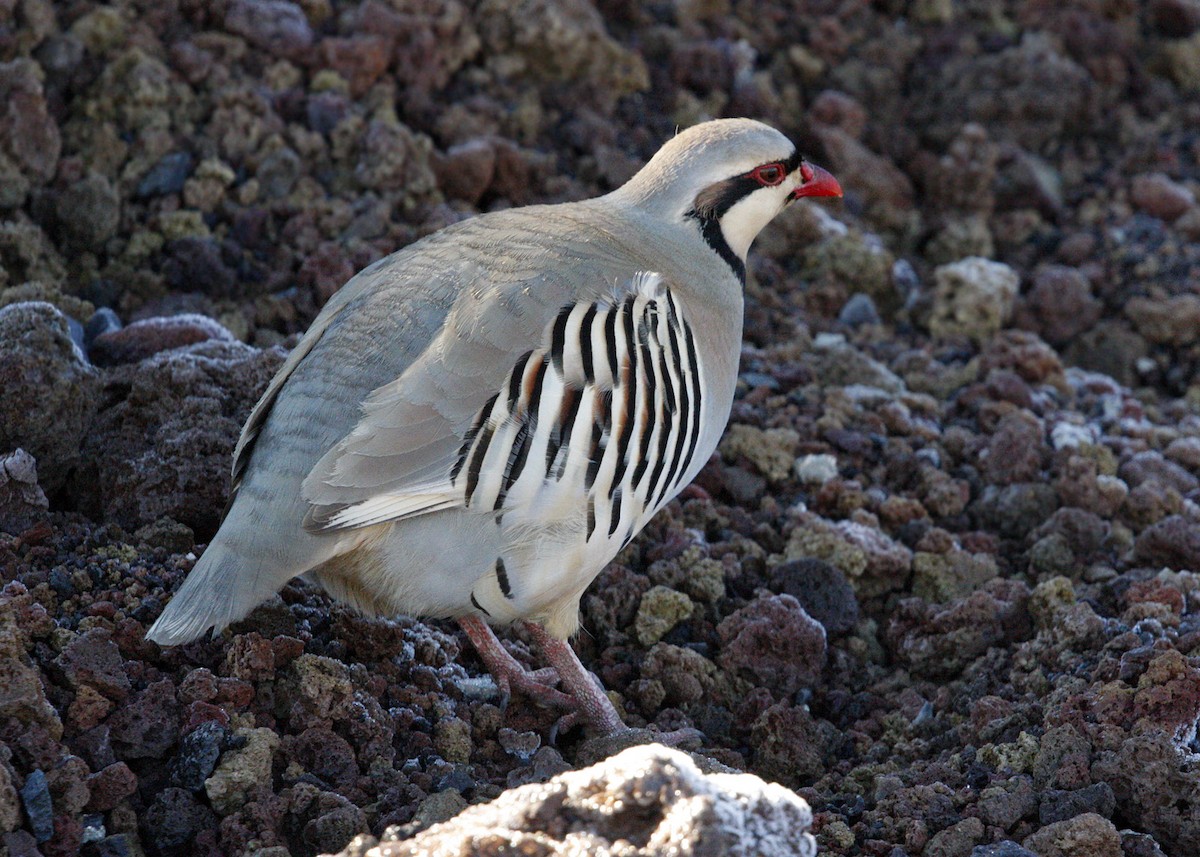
[300, 271, 706, 536]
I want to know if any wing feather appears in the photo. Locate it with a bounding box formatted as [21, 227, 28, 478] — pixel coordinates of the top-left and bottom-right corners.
[303, 271, 699, 534]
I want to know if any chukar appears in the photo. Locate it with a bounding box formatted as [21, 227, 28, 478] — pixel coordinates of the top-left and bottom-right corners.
[147, 118, 843, 739]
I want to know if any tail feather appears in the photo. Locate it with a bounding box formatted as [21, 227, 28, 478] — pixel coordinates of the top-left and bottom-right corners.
[145, 541, 290, 646]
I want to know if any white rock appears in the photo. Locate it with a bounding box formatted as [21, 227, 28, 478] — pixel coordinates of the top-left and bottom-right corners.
[795, 453, 839, 484]
[340, 744, 817, 857]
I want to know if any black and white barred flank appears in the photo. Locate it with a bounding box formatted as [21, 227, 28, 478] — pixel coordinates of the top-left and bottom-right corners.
[452, 274, 705, 548]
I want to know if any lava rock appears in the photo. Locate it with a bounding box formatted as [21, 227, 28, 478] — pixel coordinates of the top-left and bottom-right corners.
[333, 744, 816, 856]
[0, 302, 99, 492]
[717, 593, 827, 696]
[0, 448, 48, 534]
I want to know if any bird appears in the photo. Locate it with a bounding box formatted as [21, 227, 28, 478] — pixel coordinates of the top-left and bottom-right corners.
[146, 118, 843, 740]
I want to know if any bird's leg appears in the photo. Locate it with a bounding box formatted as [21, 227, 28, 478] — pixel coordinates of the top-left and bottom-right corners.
[459, 617, 702, 746]
[456, 616, 572, 711]
[523, 622, 705, 746]
[520, 621, 626, 735]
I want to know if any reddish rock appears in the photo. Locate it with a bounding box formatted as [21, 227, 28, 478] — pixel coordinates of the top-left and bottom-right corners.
[298, 241, 356, 305]
[433, 139, 496, 206]
[1014, 265, 1102, 345]
[717, 594, 826, 697]
[107, 679, 180, 760]
[223, 633, 276, 683]
[1120, 451, 1200, 494]
[983, 409, 1048, 486]
[55, 630, 132, 702]
[1130, 173, 1195, 222]
[1133, 515, 1200, 570]
[0, 59, 62, 183]
[750, 702, 841, 786]
[85, 762, 137, 812]
[809, 90, 868, 139]
[318, 36, 392, 97]
[887, 579, 1031, 679]
[89, 315, 236, 367]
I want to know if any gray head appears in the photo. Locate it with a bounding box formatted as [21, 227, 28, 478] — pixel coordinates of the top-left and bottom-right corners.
[609, 118, 842, 281]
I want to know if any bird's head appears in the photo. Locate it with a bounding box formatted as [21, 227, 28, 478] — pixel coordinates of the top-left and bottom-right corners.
[612, 119, 842, 281]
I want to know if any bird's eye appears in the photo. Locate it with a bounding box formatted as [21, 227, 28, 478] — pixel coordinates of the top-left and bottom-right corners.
[750, 163, 786, 186]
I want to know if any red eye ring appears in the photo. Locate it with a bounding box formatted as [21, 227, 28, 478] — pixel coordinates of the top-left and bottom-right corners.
[750, 163, 786, 187]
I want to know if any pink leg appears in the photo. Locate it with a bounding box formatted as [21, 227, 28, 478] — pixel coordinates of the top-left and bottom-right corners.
[457, 616, 573, 711]
[520, 621, 625, 735]
[458, 616, 702, 745]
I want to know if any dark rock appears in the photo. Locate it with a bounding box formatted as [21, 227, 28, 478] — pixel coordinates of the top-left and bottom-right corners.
[717, 593, 826, 697]
[0, 448, 48, 534]
[3, 830, 41, 857]
[107, 679, 180, 760]
[83, 308, 121, 348]
[1119, 451, 1200, 494]
[224, 0, 313, 58]
[92, 833, 139, 857]
[433, 139, 496, 206]
[169, 721, 230, 792]
[0, 302, 99, 492]
[318, 35, 392, 97]
[161, 238, 238, 298]
[983, 410, 1048, 486]
[20, 769, 53, 843]
[136, 152, 194, 198]
[141, 787, 217, 852]
[888, 579, 1031, 679]
[1120, 830, 1169, 857]
[912, 33, 1095, 152]
[838, 293, 881, 327]
[1130, 173, 1195, 222]
[971, 843, 1038, 857]
[1134, 515, 1200, 570]
[0, 59, 62, 185]
[255, 147, 302, 199]
[55, 173, 121, 250]
[973, 483, 1059, 540]
[1014, 265, 1101, 346]
[71, 339, 283, 538]
[768, 559, 859, 635]
[1063, 321, 1146, 387]
[1039, 782, 1116, 824]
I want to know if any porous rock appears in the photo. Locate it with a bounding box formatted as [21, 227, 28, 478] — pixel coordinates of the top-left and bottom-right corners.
[0, 302, 99, 492]
[929, 257, 1020, 343]
[0, 449, 48, 534]
[330, 744, 816, 857]
[71, 339, 284, 538]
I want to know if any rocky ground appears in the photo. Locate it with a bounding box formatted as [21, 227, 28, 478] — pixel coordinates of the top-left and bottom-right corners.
[3, 0, 1200, 855]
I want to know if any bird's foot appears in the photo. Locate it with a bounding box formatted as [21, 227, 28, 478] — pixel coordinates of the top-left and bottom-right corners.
[524, 622, 705, 749]
[457, 616, 574, 712]
[458, 616, 705, 747]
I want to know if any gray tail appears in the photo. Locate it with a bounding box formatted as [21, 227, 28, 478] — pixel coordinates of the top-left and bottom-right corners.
[145, 540, 288, 646]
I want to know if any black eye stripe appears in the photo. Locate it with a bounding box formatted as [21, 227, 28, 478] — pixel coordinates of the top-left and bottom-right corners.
[685, 146, 805, 284]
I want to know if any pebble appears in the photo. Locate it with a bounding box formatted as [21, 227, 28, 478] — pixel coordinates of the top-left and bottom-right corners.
[135, 152, 194, 198]
[795, 453, 839, 484]
[1130, 172, 1195, 221]
[19, 769, 53, 843]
